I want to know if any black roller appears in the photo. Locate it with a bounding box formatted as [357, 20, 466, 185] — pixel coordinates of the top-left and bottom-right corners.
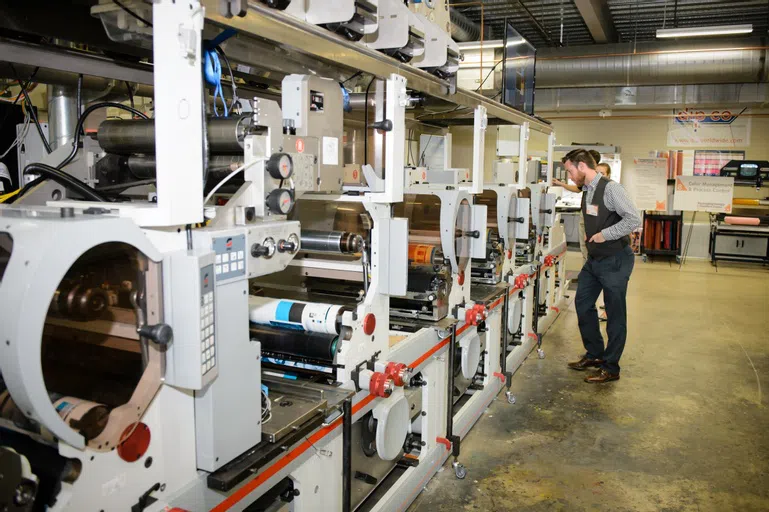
[249, 324, 338, 363]
[97, 116, 257, 155]
[407, 269, 441, 293]
[95, 154, 245, 188]
[300, 230, 363, 254]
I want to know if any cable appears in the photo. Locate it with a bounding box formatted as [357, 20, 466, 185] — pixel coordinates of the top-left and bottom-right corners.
[96, 179, 156, 193]
[261, 388, 272, 424]
[23, 163, 109, 202]
[204, 158, 265, 205]
[113, 0, 152, 27]
[341, 71, 363, 85]
[204, 50, 228, 117]
[363, 77, 375, 166]
[419, 134, 434, 167]
[0, 110, 30, 159]
[125, 81, 135, 113]
[76, 74, 83, 131]
[0, 189, 20, 203]
[407, 127, 416, 167]
[59, 102, 149, 170]
[5, 177, 42, 204]
[215, 47, 238, 113]
[9, 64, 51, 154]
[0, 68, 38, 139]
[475, 60, 503, 92]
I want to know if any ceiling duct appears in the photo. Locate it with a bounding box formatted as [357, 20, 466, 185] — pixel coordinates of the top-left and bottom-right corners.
[536, 37, 769, 88]
[450, 8, 481, 42]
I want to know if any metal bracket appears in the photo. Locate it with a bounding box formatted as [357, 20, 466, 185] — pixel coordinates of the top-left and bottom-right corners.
[350, 351, 382, 392]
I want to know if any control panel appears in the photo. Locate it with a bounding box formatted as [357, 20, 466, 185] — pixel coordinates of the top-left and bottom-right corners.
[199, 265, 216, 376]
[213, 234, 247, 280]
[164, 250, 218, 390]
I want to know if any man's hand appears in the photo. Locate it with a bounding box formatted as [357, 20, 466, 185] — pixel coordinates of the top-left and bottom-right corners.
[552, 178, 566, 187]
[589, 232, 606, 244]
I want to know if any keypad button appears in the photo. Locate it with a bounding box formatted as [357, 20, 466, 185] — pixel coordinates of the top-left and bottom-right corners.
[216, 254, 222, 264]
[222, 253, 229, 263]
[238, 261, 244, 271]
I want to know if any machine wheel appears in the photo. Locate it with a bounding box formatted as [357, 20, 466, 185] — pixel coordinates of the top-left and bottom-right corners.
[642, 254, 648, 263]
[453, 462, 467, 480]
[537, 348, 545, 359]
[506, 392, 516, 405]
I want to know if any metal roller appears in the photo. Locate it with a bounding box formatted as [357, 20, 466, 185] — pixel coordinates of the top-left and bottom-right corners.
[97, 116, 257, 155]
[300, 230, 364, 254]
[249, 324, 338, 364]
[95, 154, 244, 180]
[248, 296, 345, 335]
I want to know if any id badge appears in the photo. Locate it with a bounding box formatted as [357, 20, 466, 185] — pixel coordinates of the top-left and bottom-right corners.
[586, 204, 599, 216]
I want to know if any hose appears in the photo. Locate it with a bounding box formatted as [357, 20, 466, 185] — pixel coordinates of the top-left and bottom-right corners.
[23, 163, 109, 202]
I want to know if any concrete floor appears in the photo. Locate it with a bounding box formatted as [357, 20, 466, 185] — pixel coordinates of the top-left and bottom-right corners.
[410, 255, 769, 512]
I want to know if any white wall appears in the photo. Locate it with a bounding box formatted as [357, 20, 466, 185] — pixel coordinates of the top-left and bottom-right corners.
[449, 109, 769, 259]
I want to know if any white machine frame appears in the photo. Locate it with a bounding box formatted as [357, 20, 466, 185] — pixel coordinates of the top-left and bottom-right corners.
[0, 1, 574, 511]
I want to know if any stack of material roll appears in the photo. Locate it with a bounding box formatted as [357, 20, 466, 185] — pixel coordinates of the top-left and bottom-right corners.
[248, 296, 345, 365]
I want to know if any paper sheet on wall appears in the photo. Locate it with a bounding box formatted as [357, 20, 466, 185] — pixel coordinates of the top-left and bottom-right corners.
[673, 176, 734, 213]
[632, 158, 668, 211]
[322, 136, 339, 166]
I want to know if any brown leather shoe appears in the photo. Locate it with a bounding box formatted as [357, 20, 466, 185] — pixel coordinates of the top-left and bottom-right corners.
[584, 369, 620, 383]
[567, 357, 605, 371]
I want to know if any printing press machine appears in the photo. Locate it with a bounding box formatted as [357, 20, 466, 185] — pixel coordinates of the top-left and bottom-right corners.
[0, 1, 569, 510]
[710, 160, 769, 265]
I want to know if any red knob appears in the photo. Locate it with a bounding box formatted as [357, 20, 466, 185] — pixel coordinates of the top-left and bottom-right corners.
[369, 371, 394, 398]
[507, 249, 513, 260]
[117, 422, 151, 463]
[384, 362, 409, 387]
[514, 274, 528, 290]
[458, 271, 465, 286]
[465, 304, 487, 326]
[363, 313, 376, 335]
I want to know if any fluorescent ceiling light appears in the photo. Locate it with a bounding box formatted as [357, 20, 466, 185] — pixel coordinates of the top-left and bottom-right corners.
[457, 40, 504, 51]
[656, 24, 752, 38]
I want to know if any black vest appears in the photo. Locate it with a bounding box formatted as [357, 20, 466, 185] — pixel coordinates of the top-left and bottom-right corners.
[582, 176, 629, 259]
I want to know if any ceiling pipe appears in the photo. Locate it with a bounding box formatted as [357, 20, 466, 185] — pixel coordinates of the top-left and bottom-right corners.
[450, 8, 482, 42]
[535, 37, 769, 88]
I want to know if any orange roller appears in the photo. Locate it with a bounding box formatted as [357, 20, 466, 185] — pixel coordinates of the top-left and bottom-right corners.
[408, 244, 441, 265]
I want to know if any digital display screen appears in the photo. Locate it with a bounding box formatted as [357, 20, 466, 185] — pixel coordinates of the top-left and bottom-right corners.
[740, 163, 758, 177]
[502, 23, 536, 115]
